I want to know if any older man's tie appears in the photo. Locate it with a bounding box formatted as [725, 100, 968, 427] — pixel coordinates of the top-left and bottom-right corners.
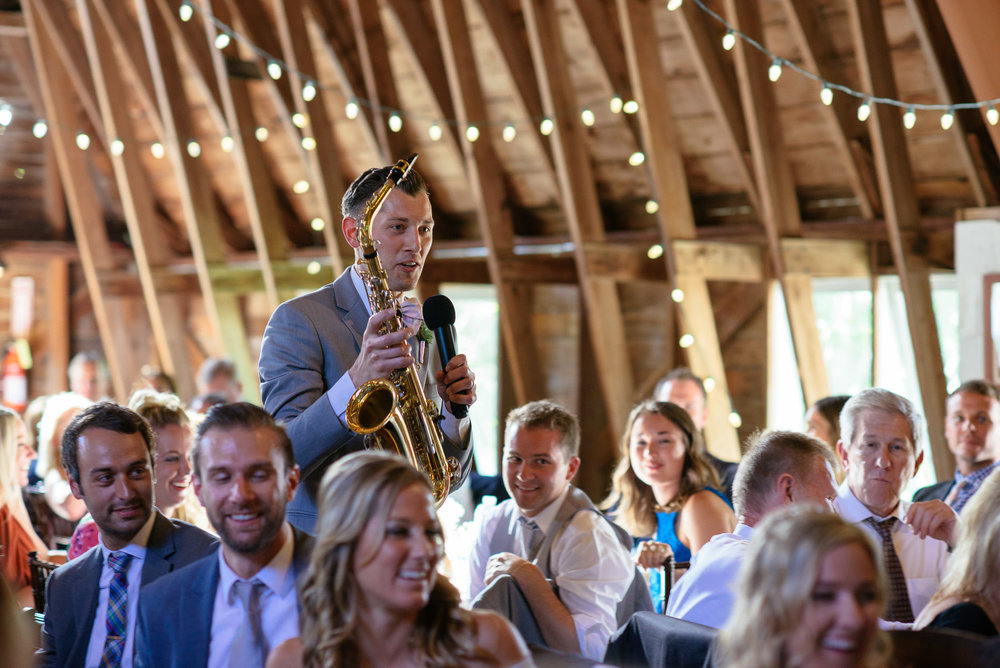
[865, 517, 914, 622]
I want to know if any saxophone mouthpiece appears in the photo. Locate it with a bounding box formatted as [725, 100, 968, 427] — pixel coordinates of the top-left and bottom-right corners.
[389, 153, 419, 185]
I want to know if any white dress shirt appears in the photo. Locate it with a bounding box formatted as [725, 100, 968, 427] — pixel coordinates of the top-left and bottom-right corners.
[84, 512, 155, 668]
[207, 524, 299, 668]
[833, 480, 949, 618]
[467, 487, 634, 660]
[664, 522, 754, 628]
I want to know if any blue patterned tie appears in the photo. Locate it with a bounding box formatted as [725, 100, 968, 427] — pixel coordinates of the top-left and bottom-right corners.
[101, 551, 132, 667]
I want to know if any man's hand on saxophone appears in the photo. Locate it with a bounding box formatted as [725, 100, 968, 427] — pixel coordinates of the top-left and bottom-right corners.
[347, 307, 417, 388]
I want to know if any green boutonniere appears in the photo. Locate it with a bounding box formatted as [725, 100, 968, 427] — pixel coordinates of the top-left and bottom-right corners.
[417, 323, 434, 343]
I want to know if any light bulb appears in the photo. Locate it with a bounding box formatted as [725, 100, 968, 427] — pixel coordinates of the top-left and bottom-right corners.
[151, 141, 165, 159]
[628, 151, 645, 166]
[255, 126, 269, 142]
[580, 108, 595, 126]
[32, 120, 48, 138]
[76, 132, 90, 150]
[306, 261, 321, 275]
[722, 29, 736, 51]
[267, 60, 282, 80]
[428, 123, 442, 141]
[388, 112, 402, 133]
[704, 377, 716, 392]
[820, 85, 833, 106]
[903, 107, 916, 130]
[940, 111, 954, 130]
[679, 334, 695, 348]
[623, 99, 639, 114]
[0, 105, 12, 127]
[988, 105, 999, 126]
[293, 180, 310, 194]
[502, 124, 516, 142]
[667, 0, 683, 10]
[186, 140, 201, 158]
[301, 136, 316, 150]
[301, 81, 317, 102]
[110, 139, 124, 156]
[768, 58, 782, 82]
[220, 136, 234, 152]
[292, 112, 307, 128]
[539, 118, 554, 136]
[671, 288, 684, 303]
[465, 124, 480, 142]
[178, 1, 193, 22]
[310, 217, 325, 231]
[647, 244, 663, 259]
[610, 95, 623, 114]
[857, 100, 871, 122]
[214, 33, 231, 50]
[345, 101, 360, 119]
[645, 199, 659, 214]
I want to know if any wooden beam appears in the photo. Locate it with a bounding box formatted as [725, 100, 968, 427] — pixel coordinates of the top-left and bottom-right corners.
[45, 259, 70, 395]
[134, 0, 259, 403]
[273, 0, 349, 278]
[431, 0, 546, 406]
[780, 0, 880, 219]
[728, 0, 828, 406]
[849, 0, 952, 478]
[77, 0, 198, 400]
[521, 0, 633, 433]
[23, 0, 134, 400]
[200, 0, 287, 308]
[0, 10, 26, 37]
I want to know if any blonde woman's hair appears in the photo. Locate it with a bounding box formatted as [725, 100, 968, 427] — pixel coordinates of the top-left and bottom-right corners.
[299, 451, 492, 668]
[35, 391, 93, 478]
[0, 407, 26, 510]
[717, 506, 890, 668]
[601, 400, 719, 537]
[926, 468, 1000, 626]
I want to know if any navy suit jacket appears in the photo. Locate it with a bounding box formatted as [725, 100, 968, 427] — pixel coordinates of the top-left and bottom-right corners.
[913, 479, 954, 502]
[37, 512, 217, 668]
[133, 527, 314, 668]
[258, 268, 473, 532]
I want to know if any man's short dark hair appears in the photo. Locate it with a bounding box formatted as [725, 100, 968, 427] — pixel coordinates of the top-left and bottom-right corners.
[61, 402, 155, 484]
[950, 380, 1000, 402]
[192, 402, 295, 477]
[197, 356, 237, 387]
[732, 430, 836, 518]
[654, 367, 707, 400]
[340, 164, 429, 220]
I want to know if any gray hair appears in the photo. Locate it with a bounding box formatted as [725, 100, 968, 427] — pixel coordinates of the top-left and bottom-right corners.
[839, 388, 924, 454]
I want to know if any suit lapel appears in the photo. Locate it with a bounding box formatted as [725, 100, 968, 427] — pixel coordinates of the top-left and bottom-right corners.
[70, 549, 105, 665]
[183, 552, 221, 668]
[141, 512, 177, 585]
[332, 267, 370, 349]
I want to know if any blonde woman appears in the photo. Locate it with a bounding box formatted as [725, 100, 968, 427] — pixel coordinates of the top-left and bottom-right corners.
[914, 468, 1000, 636]
[717, 506, 889, 668]
[602, 400, 734, 609]
[35, 391, 93, 523]
[0, 407, 56, 606]
[269, 451, 530, 668]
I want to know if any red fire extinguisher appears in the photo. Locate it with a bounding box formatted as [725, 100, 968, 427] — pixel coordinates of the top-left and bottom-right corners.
[2, 341, 28, 413]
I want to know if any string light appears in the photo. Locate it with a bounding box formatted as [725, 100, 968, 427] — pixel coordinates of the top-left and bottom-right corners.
[387, 112, 403, 133]
[502, 124, 517, 142]
[768, 57, 783, 82]
[820, 84, 833, 106]
[671, 288, 685, 303]
[988, 106, 999, 126]
[292, 112, 307, 128]
[539, 118, 554, 136]
[220, 136, 234, 152]
[292, 180, 310, 194]
[150, 141, 165, 159]
[110, 139, 124, 156]
[647, 244, 663, 259]
[345, 100, 360, 119]
[857, 99, 872, 122]
[940, 110, 954, 130]
[628, 151, 645, 166]
[255, 126, 269, 142]
[301, 136, 316, 150]
[728, 411, 743, 428]
[75, 132, 90, 150]
[903, 107, 916, 130]
[310, 217, 325, 231]
[427, 123, 442, 141]
[704, 376, 716, 392]
[645, 199, 659, 214]
[301, 81, 317, 102]
[306, 260, 321, 275]
[267, 60, 282, 80]
[609, 95, 624, 114]
[31, 120, 47, 138]
[186, 140, 201, 158]
[214, 32, 231, 50]
[580, 108, 595, 126]
[722, 29, 736, 51]
[465, 124, 480, 142]
[178, 1, 193, 22]
[623, 99, 639, 114]
[0, 104, 11, 127]
[679, 334, 695, 348]
[667, 0, 683, 10]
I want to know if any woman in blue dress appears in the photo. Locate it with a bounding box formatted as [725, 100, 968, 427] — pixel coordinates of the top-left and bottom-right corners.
[603, 400, 735, 610]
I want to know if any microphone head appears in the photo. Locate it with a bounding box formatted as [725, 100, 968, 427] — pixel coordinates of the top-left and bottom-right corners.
[423, 294, 456, 329]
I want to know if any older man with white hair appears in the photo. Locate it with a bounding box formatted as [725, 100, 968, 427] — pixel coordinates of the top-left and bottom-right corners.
[833, 388, 957, 623]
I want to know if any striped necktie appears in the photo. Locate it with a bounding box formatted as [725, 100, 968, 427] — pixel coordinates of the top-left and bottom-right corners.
[100, 551, 132, 667]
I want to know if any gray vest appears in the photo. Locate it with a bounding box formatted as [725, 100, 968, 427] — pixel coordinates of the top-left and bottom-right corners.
[487, 486, 654, 626]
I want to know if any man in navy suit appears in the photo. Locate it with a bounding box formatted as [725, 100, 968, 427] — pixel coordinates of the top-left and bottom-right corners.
[913, 380, 1000, 511]
[38, 403, 216, 668]
[135, 403, 313, 668]
[258, 163, 475, 532]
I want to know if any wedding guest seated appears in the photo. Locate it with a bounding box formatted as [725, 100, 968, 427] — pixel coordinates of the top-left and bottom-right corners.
[914, 468, 1000, 636]
[913, 381, 1000, 512]
[716, 506, 890, 668]
[135, 403, 310, 667]
[0, 406, 57, 607]
[468, 400, 643, 660]
[38, 402, 215, 668]
[666, 430, 837, 627]
[69, 390, 212, 559]
[805, 394, 851, 451]
[35, 392, 93, 525]
[834, 388, 955, 622]
[268, 451, 529, 668]
[602, 400, 734, 612]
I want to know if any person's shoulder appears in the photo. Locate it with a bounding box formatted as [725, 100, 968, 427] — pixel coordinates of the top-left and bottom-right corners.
[913, 480, 952, 502]
[162, 515, 218, 552]
[141, 549, 217, 601]
[685, 487, 734, 514]
[48, 547, 100, 585]
[468, 609, 531, 667]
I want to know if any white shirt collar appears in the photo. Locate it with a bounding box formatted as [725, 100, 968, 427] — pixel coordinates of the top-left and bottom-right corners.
[835, 479, 910, 523]
[509, 485, 572, 537]
[217, 523, 296, 600]
[98, 510, 156, 561]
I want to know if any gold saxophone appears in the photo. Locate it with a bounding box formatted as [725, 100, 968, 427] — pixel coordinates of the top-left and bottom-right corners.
[345, 153, 460, 505]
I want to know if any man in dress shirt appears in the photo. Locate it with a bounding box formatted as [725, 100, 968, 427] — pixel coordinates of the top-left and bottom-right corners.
[653, 367, 738, 499]
[467, 400, 638, 660]
[666, 430, 837, 627]
[135, 403, 313, 668]
[913, 380, 1000, 511]
[38, 402, 216, 668]
[833, 388, 957, 621]
[258, 162, 475, 533]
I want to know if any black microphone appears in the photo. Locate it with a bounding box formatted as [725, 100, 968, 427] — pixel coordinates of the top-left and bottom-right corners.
[423, 294, 469, 418]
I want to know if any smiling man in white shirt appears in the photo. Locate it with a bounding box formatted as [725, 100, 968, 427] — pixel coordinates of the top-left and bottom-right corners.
[833, 388, 957, 623]
[468, 400, 641, 660]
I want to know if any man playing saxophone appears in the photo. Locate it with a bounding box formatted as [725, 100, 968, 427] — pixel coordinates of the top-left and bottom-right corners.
[258, 161, 476, 533]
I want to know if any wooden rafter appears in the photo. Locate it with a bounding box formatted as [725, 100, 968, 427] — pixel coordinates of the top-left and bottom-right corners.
[430, 0, 545, 407]
[77, 0, 197, 399]
[617, 0, 739, 460]
[849, 0, 952, 478]
[521, 0, 633, 433]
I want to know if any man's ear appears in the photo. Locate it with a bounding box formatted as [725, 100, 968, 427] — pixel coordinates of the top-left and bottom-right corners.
[835, 440, 850, 471]
[566, 456, 581, 481]
[69, 477, 84, 501]
[775, 473, 796, 504]
[343, 217, 360, 249]
[913, 450, 924, 475]
[285, 465, 301, 501]
[193, 475, 205, 507]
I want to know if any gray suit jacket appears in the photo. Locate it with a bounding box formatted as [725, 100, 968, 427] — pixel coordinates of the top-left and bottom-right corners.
[913, 480, 954, 502]
[258, 268, 473, 532]
[37, 512, 217, 668]
[133, 527, 314, 668]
